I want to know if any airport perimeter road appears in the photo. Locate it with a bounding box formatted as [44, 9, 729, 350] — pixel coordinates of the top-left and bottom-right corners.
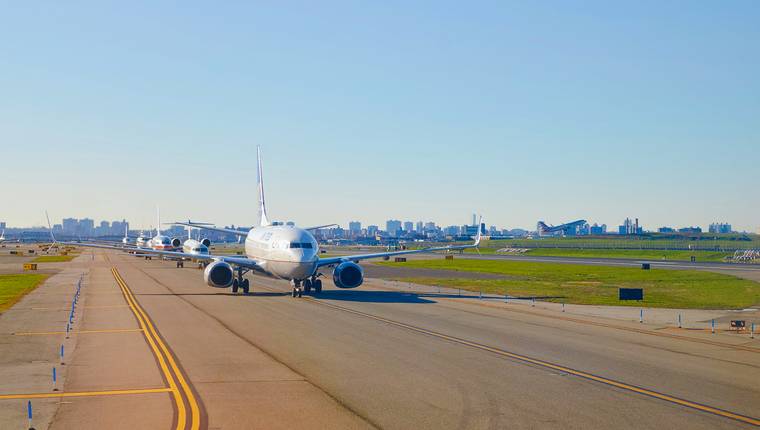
[107, 250, 759, 430]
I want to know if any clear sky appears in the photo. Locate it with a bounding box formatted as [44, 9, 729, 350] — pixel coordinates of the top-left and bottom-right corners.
[2, 1, 758, 231]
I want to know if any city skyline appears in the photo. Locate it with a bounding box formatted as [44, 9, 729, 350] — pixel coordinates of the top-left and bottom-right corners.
[1, 2, 758, 231]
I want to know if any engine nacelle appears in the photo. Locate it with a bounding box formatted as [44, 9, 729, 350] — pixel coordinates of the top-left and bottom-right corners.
[333, 261, 364, 289]
[204, 261, 234, 288]
[171, 238, 181, 248]
[200, 238, 211, 247]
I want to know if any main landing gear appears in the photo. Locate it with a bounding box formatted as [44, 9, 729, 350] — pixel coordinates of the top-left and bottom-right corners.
[292, 276, 322, 298]
[231, 266, 250, 295]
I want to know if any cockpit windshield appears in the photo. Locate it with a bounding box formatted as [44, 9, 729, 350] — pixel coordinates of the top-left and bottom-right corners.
[289, 242, 313, 249]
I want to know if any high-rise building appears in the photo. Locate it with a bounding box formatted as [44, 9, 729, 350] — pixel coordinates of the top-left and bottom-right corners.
[403, 221, 414, 233]
[79, 218, 95, 236]
[416, 221, 423, 232]
[367, 225, 379, 236]
[62, 218, 78, 234]
[386, 220, 402, 237]
[348, 221, 361, 232]
[0, 221, 6, 230]
[471, 213, 477, 226]
[589, 223, 607, 235]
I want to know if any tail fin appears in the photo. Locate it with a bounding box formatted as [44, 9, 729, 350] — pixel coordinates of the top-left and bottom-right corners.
[257, 146, 271, 227]
[45, 211, 57, 243]
[537, 221, 549, 233]
[156, 206, 161, 236]
[474, 216, 483, 247]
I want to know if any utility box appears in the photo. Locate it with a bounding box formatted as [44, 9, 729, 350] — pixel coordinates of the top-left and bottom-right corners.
[619, 288, 643, 301]
[394, 257, 407, 262]
[730, 320, 746, 331]
[23, 263, 38, 271]
[641, 263, 650, 270]
[445, 255, 454, 260]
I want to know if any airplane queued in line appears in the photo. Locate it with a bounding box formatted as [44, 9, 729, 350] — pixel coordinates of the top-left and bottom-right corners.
[51, 147, 481, 297]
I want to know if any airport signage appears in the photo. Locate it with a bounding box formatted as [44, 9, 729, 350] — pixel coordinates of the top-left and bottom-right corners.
[619, 288, 643, 301]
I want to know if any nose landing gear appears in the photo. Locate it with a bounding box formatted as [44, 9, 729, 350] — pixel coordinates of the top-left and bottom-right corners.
[232, 267, 251, 294]
[294, 276, 322, 297]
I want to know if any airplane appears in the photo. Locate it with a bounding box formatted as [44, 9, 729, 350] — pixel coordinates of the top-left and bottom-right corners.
[0, 230, 19, 244]
[49, 146, 481, 297]
[536, 219, 587, 237]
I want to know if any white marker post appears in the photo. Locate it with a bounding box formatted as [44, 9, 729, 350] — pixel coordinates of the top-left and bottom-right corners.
[531, 297, 535, 307]
[751, 322, 755, 339]
[562, 302, 565, 313]
[678, 314, 682, 329]
[52, 367, 57, 391]
[711, 319, 715, 334]
[27, 400, 32, 430]
[60, 344, 64, 365]
[639, 309, 643, 324]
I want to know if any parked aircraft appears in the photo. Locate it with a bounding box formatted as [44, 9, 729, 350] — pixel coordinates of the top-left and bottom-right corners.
[50, 147, 481, 297]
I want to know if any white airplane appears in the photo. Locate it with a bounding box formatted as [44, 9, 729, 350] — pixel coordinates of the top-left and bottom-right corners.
[51, 147, 481, 297]
[121, 224, 132, 245]
[0, 229, 5, 243]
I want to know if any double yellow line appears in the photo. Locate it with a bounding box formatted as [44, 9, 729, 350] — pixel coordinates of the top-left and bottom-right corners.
[111, 267, 200, 430]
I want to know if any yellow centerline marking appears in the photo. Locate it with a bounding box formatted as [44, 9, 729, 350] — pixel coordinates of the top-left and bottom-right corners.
[0, 387, 172, 400]
[112, 267, 200, 430]
[13, 328, 143, 336]
[304, 296, 760, 427]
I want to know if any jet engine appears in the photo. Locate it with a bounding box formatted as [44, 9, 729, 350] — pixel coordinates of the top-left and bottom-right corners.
[171, 238, 182, 248]
[333, 261, 364, 289]
[200, 238, 211, 247]
[204, 261, 234, 288]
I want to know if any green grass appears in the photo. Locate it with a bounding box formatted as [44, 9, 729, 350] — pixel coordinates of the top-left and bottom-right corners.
[376, 259, 760, 309]
[477, 248, 734, 262]
[0, 274, 49, 313]
[32, 255, 77, 263]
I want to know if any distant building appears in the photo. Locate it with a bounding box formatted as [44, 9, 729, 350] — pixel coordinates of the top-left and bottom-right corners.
[0, 222, 5, 230]
[348, 221, 362, 235]
[708, 223, 732, 234]
[79, 218, 95, 236]
[444, 225, 460, 236]
[403, 221, 414, 233]
[416, 221, 423, 232]
[367, 225, 379, 236]
[618, 217, 642, 235]
[589, 223, 607, 235]
[386, 220, 402, 237]
[658, 227, 675, 233]
[62, 218, 78, 234]
[678, 226, 702, 233]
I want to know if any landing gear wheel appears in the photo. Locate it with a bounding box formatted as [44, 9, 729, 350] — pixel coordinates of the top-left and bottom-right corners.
[242, 279, 250, 294]
[232, 279, 239, 293]
[303, 279, 312, 293]
[298, 287, 303, 298]
[314, 279, 322, 293]
[291, 287, 297, 298]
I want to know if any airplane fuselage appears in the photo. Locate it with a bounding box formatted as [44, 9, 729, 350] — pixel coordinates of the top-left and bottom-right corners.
[244, 225, 319, 280]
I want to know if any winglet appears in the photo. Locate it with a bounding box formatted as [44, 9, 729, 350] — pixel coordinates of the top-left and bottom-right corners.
[257, 146, 271, 227]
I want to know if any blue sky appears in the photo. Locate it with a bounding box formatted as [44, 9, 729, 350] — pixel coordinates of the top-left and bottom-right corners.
[1, 1, 758, 231]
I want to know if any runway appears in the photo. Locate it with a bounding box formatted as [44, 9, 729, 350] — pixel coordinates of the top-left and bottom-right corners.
[2, 249, 759, 429]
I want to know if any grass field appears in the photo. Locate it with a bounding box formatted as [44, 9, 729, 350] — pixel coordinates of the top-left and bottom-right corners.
[376, 259, 760, 309]
[0, 274, 49, 313]
[32, 255, 77, 263]
[471, 248, 734, 262]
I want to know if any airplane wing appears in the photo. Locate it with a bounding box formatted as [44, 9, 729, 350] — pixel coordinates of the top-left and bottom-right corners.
[171, 222, 249, 238]
[60, 241, 263, 270]
[303, 224, 338, 231]
[316, 218, 482, 268]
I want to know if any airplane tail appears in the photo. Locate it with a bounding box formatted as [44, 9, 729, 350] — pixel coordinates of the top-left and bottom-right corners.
[156, 206, 161, 236]
[257, 146, 271, 227]
[537, 221, 550, 233]
[474, 216, 483, 247]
